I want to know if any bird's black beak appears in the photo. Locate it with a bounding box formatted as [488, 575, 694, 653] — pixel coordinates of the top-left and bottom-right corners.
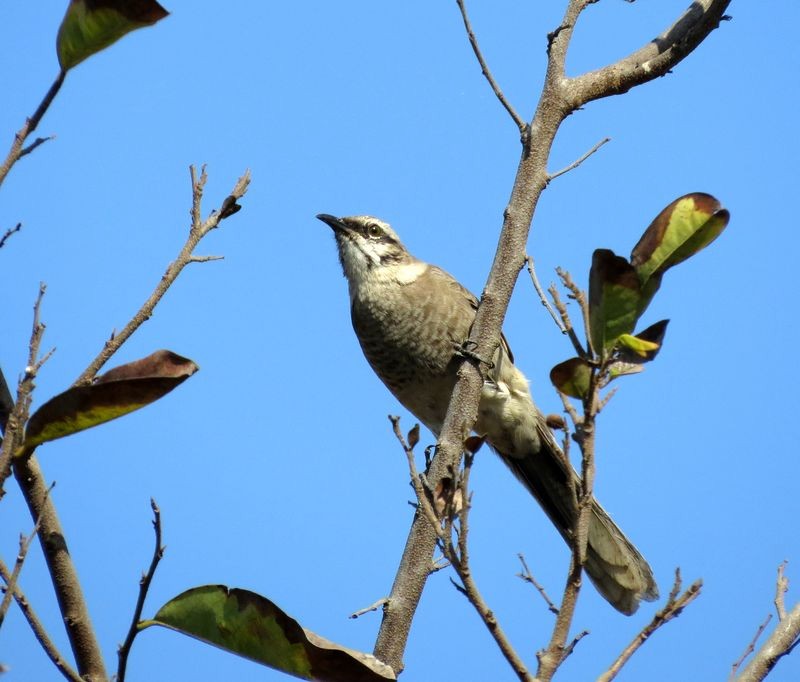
[316, 213, 348, 233]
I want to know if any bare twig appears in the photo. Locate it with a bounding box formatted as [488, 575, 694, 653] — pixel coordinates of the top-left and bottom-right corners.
[598, 569, 702, 682]
[455, 0, 526, 132]
[0, 70, 66, 189]
[448, 454, 533, 681]
[562, 629, 589, 659]
[117, 499, 165, 682]
[0, 483, 54, 626]
[188, 254, 225, 263]
[74, 166, 251, 385]
[776, 561, 789, 621]
[547, 282, 587, 359]
[0, 223, 22, 250]
[390, 416, 441, 533]
[557, 267, 594, 358]
[19, 136, 55, 159]
[350, 598, 389, 620]
[548, 137, 610, 182]
[517, 554, 559, 615]
[730, 614, 773, 680]
[0, 284, 50, 494]
[0, 559, 81, 682]
[735, 564, 800, 682]
[525, 256, 565, 334]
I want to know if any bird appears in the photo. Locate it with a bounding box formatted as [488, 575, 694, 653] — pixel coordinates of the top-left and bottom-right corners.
[317, 213, 658, 615]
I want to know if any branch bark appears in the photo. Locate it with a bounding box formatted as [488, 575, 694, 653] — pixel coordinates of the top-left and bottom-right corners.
[372, 0, 731, 673]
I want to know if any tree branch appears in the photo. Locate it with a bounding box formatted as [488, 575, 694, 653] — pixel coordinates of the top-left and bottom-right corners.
[567, 1, 732, 107]
[598, 570, 702, 682]
[13, 455, 107, 680]
[0, 483, 53, 626]
[0, 70, 66, 189]
[372, 0, 731, 672]
[117, 499, 165, 682]
[547, 137, 610, 182]
[455, 0, 526, 132]
[0, 282, 51, 494]
[74, 166, 250, 385]
[735, 563, 800, 682]
[0, 222, 22, 250]
[0, 558, 81, 682]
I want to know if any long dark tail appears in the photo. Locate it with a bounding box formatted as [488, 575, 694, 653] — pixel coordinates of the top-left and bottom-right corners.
[496, 425, 659, 615]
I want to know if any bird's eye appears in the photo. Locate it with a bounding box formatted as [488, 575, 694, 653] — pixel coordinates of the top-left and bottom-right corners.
[367, 223, 383, 238]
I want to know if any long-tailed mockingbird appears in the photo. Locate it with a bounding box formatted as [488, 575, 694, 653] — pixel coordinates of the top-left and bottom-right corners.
[317, 213, 658, 614]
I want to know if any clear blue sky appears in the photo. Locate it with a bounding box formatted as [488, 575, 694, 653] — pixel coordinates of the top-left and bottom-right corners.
[2, 2, 798, 681]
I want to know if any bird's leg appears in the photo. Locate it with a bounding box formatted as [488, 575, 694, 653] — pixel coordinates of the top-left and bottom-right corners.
[453, 339, 494, 370]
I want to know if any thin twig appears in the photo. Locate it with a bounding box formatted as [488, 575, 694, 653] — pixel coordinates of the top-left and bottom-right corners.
[447, 455, 533, 681]
[188, 254, 224, 263]
[350, 598, 389, 620]
[598, 569, 702, 682]
[0, 283, 50, 495]
[117, 499, 165, 682]
[455, 0, 526, 132]
[0, 483, 54, 626]
[562, 629, 589, 659]
[548, 137, 610, 182]
[557, 267, 594, 358]
[547, 283, 587, 359]
[730, 614, 773, 680]
[0, 559, 82, 682]
[775, 561, 789, 621]
[74, 167, 251, 385]
[19, 135, 55, 159]
[525, 256, 565, 333]
[390, 416, 441, 533]
[0, 70, 66, 189]
[0, 223, 22, 250]
[735, 563, 800, 681]
[517, 553, 559, 615]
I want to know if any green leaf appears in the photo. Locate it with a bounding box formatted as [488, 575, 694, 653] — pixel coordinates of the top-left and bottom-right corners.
[607, 320, 669, 378]
[550, 357, 592, 399]
[631, 193, 730, 285]
[142, 586, 395, 681]
[616, 333, 660, 358]
[19, 350, 197, 455]
[57, 0, 169, 71]
[588, 249, 643, 354]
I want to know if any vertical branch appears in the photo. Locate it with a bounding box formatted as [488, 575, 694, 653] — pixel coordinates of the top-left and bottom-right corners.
[117, 499, 165, 682]
[13, 455, 108, 680]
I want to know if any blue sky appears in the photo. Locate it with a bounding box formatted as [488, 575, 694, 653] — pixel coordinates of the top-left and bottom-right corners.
[2, 2, 798, 680]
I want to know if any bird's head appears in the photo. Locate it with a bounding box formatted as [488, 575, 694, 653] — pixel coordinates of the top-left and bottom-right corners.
[316, 214, 413, 285]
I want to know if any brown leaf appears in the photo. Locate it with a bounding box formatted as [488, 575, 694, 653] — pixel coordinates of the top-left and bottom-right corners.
[95, 349, 197, 383]
[463, 435, 485, 455]
[20, 350, 197, 453]
[407, 424, 420, 450]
